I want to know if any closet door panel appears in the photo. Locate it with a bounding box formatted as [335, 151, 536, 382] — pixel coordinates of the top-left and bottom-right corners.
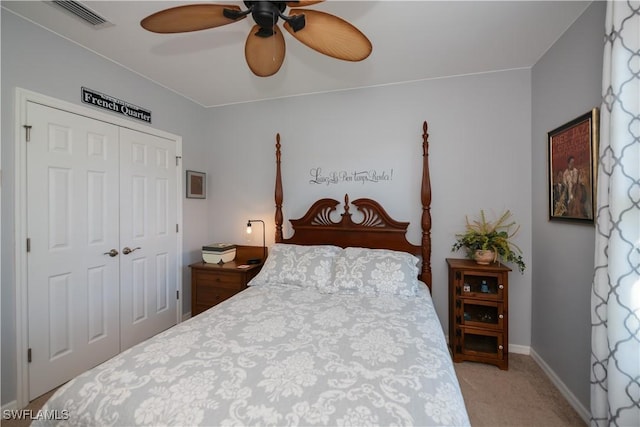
[26, 102, 121, 400]
[119, 128, 178, 350]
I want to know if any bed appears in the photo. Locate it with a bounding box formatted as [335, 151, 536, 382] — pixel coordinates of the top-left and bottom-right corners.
[33, 122, 470, 426]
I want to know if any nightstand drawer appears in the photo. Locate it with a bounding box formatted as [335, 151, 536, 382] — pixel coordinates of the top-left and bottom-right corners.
[195, 271, 244, 290]
[196, 286, 243, 307]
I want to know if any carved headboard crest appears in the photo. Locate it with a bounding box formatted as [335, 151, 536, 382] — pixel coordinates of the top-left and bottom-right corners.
[279, 191, 421, 257]
[292, 194, 410, 231]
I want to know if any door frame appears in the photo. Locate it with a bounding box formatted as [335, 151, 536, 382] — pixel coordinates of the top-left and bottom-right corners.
[13, 88, 184, 408]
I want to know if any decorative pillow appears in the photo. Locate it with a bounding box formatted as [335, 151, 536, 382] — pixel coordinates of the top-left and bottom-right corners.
[248, 243, 342, 289]
[322, 247, 420, 297]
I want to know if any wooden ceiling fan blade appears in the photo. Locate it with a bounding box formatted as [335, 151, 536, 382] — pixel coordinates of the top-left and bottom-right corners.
[141, 4, 244, 34]
[286, 1, 324, 7]
[284, 9, 372, 61]
[245, 25, 286, 77]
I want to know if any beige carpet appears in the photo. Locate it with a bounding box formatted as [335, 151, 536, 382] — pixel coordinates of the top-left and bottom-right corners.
[4, 354, 585, 427]
[454, 353, 586, 426]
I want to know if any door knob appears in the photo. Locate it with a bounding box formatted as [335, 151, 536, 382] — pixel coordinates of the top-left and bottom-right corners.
[122, 246, 141, 255]
[103, 249, 119, 257]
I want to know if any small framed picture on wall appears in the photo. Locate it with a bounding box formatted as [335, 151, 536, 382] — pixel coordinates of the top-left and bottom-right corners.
[548, 108, 599, 223]
[186, 170, 206, 199]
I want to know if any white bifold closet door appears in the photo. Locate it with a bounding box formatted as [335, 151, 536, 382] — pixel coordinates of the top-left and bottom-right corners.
[26, 102, 178, 400]
[118, 127, 178, 350]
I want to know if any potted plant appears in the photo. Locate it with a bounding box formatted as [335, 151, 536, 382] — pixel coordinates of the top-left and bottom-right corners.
[451, 209, 526, 273]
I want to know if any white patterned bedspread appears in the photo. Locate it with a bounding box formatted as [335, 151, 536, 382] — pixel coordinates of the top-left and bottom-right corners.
[34, 283, 470, 426]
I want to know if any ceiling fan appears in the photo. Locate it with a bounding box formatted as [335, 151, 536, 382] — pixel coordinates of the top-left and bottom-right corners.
[140, 1, 372, 77]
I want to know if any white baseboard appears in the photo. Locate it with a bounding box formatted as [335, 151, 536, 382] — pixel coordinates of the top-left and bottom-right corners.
[530, 348, 590, 424]
[509, 343, 530, 355]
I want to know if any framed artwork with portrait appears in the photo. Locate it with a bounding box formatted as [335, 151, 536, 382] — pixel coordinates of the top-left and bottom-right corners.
[186, 170, 206, 199]
[548, 108, 599, 223]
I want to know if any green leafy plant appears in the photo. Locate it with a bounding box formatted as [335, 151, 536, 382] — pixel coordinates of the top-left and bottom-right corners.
[451, 209, 526, 273]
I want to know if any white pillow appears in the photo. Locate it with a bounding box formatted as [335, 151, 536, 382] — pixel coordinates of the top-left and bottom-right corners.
[248, 243, 342, 289]
[322, 247, 420, 297]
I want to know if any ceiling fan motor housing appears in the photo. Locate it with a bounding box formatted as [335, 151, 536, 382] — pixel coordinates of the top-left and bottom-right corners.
[243, 1, 305, 36]
[248, 2, 284, 28]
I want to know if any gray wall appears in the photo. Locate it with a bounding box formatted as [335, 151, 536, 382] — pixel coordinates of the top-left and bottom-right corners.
[201, 70, 534, 350]
[1, 10, 209, 405]
[531, 0, 605, 413]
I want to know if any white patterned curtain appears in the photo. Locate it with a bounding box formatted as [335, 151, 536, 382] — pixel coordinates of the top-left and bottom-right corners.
[591, 1, 640, 426]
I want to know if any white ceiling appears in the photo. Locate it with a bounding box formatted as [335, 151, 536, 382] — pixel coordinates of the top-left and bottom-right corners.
[2, 1, 591, 107]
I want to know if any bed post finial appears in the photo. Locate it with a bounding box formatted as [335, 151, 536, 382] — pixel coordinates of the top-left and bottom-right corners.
[421, 121, 432, 290]
[275, 134, 283, 243]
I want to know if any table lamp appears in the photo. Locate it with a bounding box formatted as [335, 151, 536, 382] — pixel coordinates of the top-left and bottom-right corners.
[246, 219, 266, 264]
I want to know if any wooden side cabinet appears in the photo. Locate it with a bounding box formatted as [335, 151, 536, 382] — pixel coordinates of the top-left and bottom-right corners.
[447, 258, 511, 370]
[189, 245, 265, 317]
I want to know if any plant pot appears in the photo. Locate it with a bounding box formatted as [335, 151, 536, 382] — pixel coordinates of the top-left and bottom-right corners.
[474, 249, 495, 265]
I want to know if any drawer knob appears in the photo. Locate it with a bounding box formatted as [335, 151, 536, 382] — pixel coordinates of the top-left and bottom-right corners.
[499, 314, 504, 319]
[498, 345, 504, 350]
[499, 284, 504, 289]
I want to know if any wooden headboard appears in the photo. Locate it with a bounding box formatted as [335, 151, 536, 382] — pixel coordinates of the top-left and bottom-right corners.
[274, 122, 432, 291]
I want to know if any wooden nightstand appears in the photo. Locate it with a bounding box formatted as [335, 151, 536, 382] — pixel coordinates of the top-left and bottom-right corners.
[447, 258, 511, 370]
[189, 245, 266, 316]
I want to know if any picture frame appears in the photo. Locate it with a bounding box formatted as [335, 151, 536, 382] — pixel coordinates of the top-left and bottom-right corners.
[548, 108, 599, 223]
[186, 170, 206, 199]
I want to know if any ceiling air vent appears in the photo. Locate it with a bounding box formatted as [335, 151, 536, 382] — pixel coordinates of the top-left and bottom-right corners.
[50, 1, 110, 27]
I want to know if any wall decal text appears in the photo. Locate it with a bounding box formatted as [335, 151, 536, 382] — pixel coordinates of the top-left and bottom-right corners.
[309, 167, 394, 186]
